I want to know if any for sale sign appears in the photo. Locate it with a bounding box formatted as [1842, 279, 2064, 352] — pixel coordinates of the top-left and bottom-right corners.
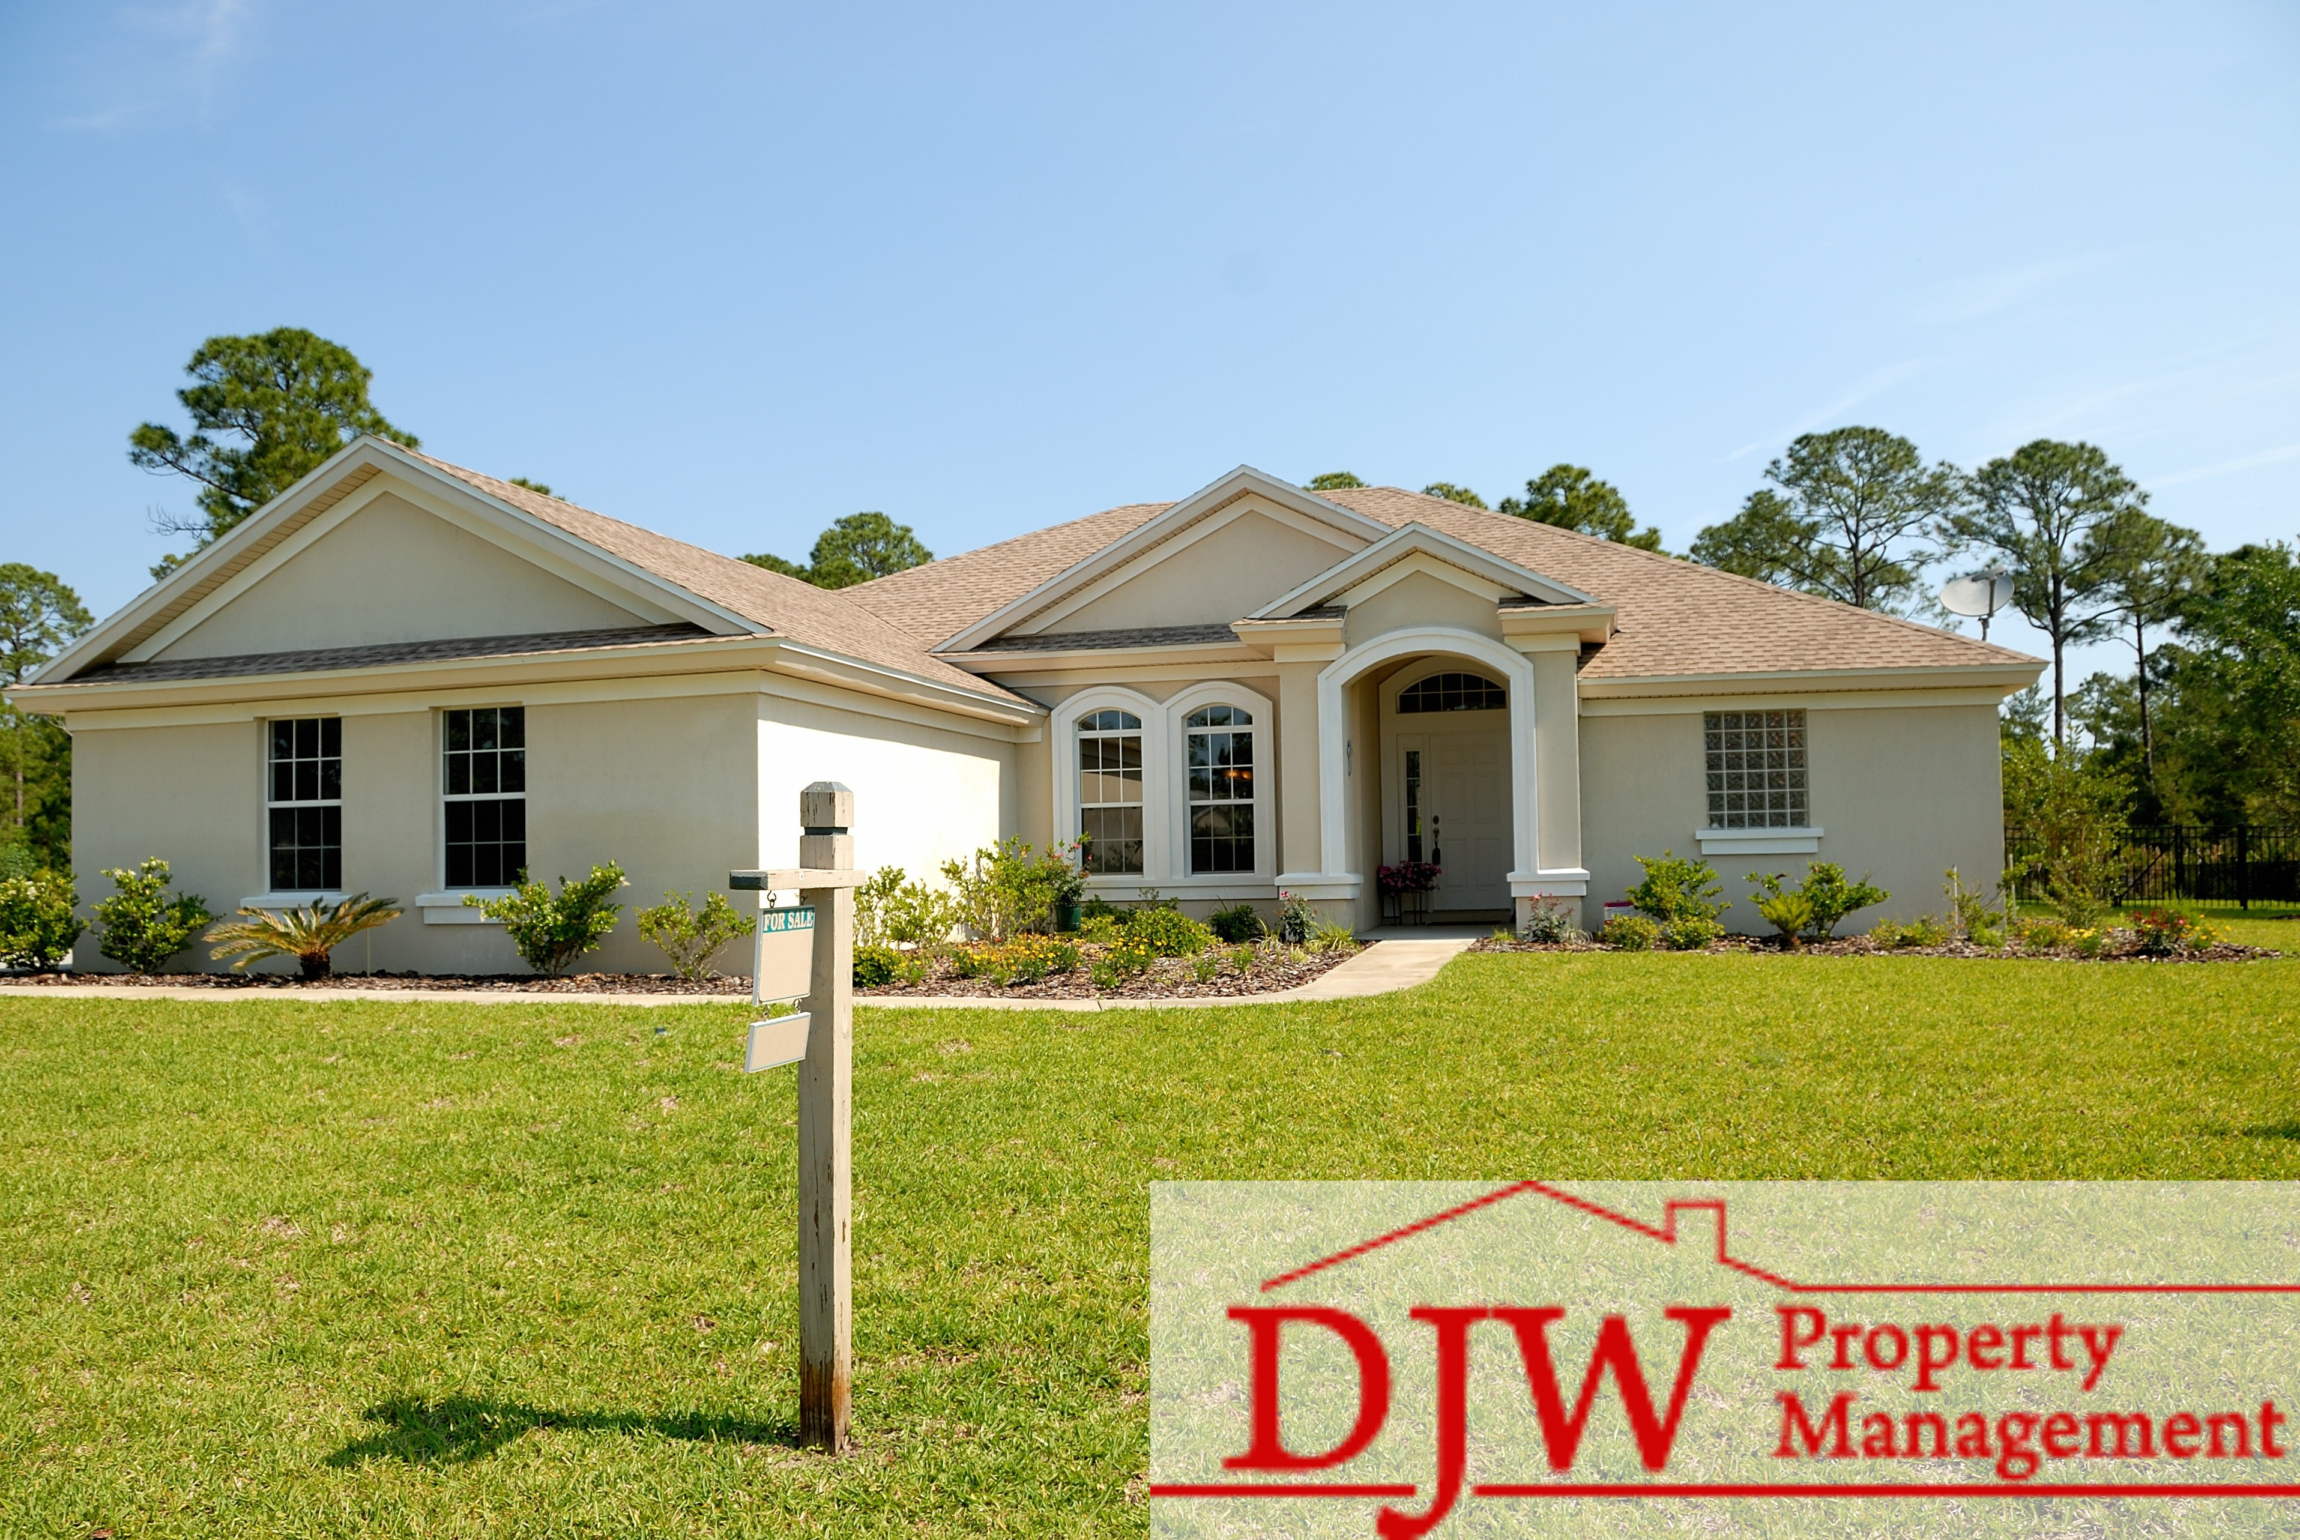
[1150, 1183, 2300, 1537]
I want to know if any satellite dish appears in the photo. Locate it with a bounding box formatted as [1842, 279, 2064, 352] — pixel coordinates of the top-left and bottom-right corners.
[1939, 569, 2015, 639]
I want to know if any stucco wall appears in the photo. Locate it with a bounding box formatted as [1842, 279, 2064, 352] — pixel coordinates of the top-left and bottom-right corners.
[160, 492, 646, 661]
[1342, 572, 1501, 648]
[1038, 509, 1351, 634]
[1578, 701, 2004, 932]
[71, 720, 262, 968]
[755, 692, 1012, 896]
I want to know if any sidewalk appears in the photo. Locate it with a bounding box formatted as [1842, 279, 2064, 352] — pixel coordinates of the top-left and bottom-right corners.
[0, 936, 1480, 1011]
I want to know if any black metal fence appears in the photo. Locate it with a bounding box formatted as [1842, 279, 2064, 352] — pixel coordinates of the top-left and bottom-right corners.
[2007, 825, 2300, 911]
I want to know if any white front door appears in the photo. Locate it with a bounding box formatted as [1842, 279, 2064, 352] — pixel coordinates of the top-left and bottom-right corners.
[1397, 723, 1512, 913]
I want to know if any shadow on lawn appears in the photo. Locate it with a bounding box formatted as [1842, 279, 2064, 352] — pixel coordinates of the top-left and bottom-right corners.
[328, 1396, 797, 1466]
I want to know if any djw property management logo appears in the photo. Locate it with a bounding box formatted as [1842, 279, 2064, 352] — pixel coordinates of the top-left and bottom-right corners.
[1148, 1183, 2300, 1538]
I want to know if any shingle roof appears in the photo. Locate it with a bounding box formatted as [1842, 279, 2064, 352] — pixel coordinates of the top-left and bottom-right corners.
[69, 624, 717, 685]
[411, 453, 1028, 703]
[846, 483, 2036, 680]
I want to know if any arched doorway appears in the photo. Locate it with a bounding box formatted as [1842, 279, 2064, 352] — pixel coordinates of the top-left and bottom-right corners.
[1382, 666, 1513, 917]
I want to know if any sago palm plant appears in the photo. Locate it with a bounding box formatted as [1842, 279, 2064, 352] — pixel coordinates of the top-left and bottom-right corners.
[206, 893, 404, 979]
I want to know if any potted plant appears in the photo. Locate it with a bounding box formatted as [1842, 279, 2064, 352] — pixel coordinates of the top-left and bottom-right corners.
[1377, 861, 1441, 926]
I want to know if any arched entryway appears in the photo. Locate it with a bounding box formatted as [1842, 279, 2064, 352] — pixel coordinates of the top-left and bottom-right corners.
[1382, 665, 1514, 917]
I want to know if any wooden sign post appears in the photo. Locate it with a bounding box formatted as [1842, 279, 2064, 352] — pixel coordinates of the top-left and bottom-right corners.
[731, 781, 864, 1453]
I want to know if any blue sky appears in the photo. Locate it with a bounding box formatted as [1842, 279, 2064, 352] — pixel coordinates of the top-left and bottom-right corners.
[2, 1, 2294, 682]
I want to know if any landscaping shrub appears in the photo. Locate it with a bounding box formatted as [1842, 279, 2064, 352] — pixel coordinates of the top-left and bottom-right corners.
[939, 838, 1083, 940]
[465, 863, 627, 976]
[855, 868, 905, 949]
[1661, 916, 1722, 951]
[1870, 915, 1949, 949]
[1208, 902, 1264, 943]
[95, 859, 212, 973]
[1077, 912, 1123, 944]
[0, 869, 81, 969]
[1308, 918, 1360, 954]
[990, 936, 1080, 984]
[1750, 889, 1814, 948]
[1518, 897, 1581, 944]
[1275, 890, 1318, 944]
[1191, 952, 1222, 983]
[2128, 907, 2221, 956]
[1126, 905, 1213, 957]
[1600, 913, 1659, 951]
[853, 943, 901, 987]
[2014, 916, 2074, 953]
[205, 893, 403, 979]
[637, 891, 755, 980]
[1745, 863, 1890, 945]
[1943, 869, 2005, 948]
[1628, 851, 1729, 924]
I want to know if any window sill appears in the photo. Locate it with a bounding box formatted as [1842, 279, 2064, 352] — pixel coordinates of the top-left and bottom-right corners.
[415, 889, 515, 925]
[1695, 826, 1823, 856]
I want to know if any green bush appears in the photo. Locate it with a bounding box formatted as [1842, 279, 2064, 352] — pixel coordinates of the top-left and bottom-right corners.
[1628, 851, 1728, 924]
[466, 863, 627, 976]
[95, 859, 212, 974]
[1208, 903, 1264, 943]
[1662, 916, 1722, 951]
[857, 866, 958, 951]
[1104, 936, 1156, 977]
[1077, 912, 1124, 944]
[1750, 889, 1814, 948]
[983, 936, 1080, 985]
[1747, 862, 1888, 942]
[853, 943, 902, 987]
[0, 869, 81, 969]
[1944, 869, 2005, 948]
[1275, 890, 1318, 944]
[939, 839, 1083, 940]
[637, 891, 755, 980]
[1308, 918, 1360, 954]
[1125, 906, 1213, 957]
[1871, 914, 1950, 949]
[1600, 913, 1659, 951]
[2017, 917, 2075, 953]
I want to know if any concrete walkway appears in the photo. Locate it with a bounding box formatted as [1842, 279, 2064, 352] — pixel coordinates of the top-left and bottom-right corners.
[866, 934, 1478, 1012]
[0, 935, 1482, 1012]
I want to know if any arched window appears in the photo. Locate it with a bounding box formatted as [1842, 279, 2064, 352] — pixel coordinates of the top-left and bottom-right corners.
[1184, 704, 1254, 873]
[1398, 671, 1506, 713]
[1076, 709, 1143, 873]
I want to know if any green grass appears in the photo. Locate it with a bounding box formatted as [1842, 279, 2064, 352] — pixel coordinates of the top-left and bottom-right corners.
[4, 950, 2299, 1536]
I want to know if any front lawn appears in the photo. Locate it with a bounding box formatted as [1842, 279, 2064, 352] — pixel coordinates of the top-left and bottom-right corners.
[4, 951, 2297, 1537]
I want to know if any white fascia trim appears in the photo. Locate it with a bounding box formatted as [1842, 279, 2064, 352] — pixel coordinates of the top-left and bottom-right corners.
[1318, 625, 1540, 886]
[1576, 662, 2043, 699]
[763, 639, 1044, 727]
[936, 466, 1390, 653]
[1250, 522, 1597, 620]
[416, 889, 513, 925]
[1695, 827, 1824, 856]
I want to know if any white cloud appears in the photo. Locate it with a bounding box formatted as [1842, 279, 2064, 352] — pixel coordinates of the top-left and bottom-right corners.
[1722, 358, 1929, 462]
[2146, 441, 2300, 490]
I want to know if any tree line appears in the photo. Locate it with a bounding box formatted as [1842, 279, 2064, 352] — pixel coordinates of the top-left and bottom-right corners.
[1326, 432, 2295, 832]
[1, 328, 2286, 874]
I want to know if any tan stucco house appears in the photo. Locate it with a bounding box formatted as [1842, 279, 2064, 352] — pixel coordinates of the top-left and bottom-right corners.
[11, 438, 2042, 972]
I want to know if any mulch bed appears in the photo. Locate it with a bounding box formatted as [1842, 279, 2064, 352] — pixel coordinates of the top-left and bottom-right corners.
[1471, 934, 2282, 964]
[856, 943, 1359, 1000]
[0, 970, 749, 994]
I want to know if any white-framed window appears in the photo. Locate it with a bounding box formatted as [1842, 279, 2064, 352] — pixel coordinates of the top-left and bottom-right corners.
[1704, 709, 1807, 828]
[1076, 708, 1144, 875]
[267, 716, 341, 891]
[443, 706, 526, 887]
[1183, 704, 1254, 874]
[1398, 671, 1506, 714]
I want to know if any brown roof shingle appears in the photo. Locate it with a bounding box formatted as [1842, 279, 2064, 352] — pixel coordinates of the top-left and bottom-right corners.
[847, 482, 2036, 680]
[413, 453, 1027, 703]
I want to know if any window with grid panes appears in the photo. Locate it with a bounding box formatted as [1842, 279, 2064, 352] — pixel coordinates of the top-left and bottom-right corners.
[443, 707, 526, 887]
[1397, 671, 1506, 713]
[267, 717, 341, 890]
[1076, 709, 1143, 874]
[1704, 709, 1808, 828]
[1184, 704, 1255, 873]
